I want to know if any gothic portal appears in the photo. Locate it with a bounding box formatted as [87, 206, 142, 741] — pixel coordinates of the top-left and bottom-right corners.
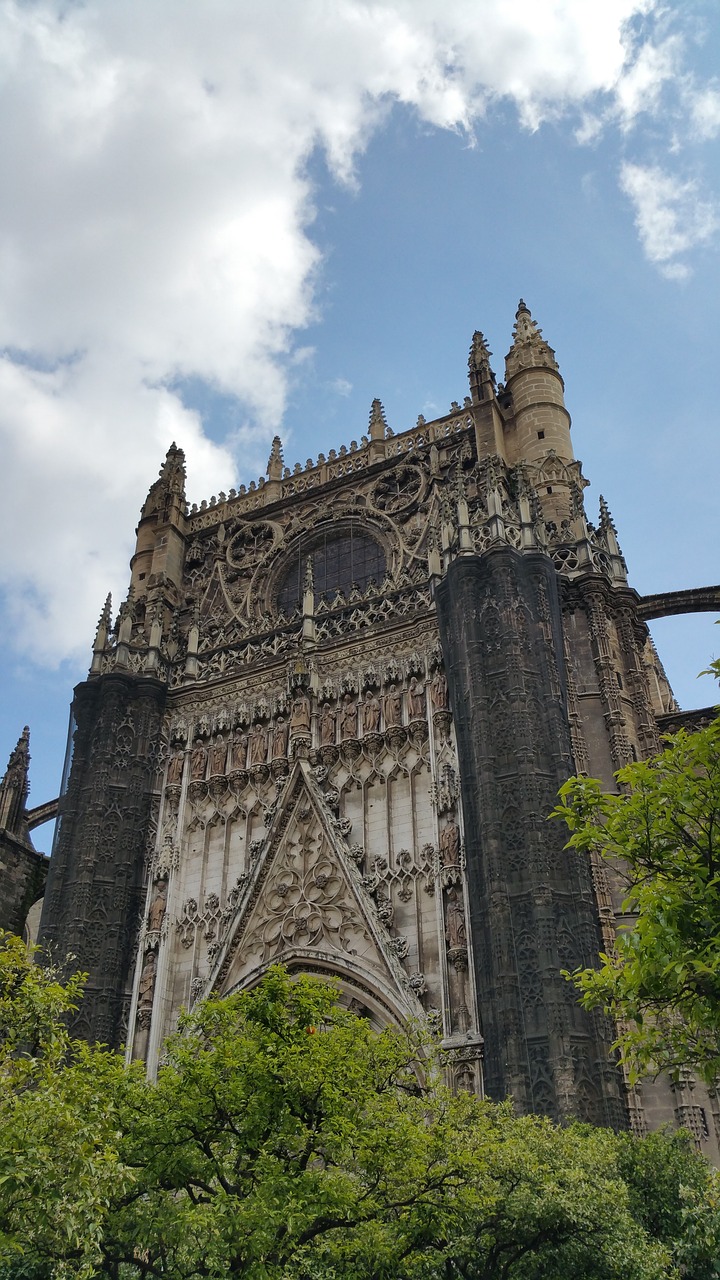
[17, 302, 720, 1146]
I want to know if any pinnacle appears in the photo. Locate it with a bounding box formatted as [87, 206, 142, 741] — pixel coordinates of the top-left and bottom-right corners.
[267, 435, 285, 480]
[2, 726, 30, 785]
[369, 398, 388, 441]
[468, 330, 492, 367]
[598, 495, 618, 533]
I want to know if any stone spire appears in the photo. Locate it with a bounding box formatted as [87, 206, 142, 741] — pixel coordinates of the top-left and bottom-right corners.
[505, 300, 559, 379]
[0, 727, 31, 836]
[467, 330, 497, 404]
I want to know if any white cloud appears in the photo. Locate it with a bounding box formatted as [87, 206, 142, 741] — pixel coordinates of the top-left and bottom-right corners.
[689, 85, 720, 140]
[330, 378, 353, 398]
[0, 0, 711, 664]
[620, 161, 718, 276]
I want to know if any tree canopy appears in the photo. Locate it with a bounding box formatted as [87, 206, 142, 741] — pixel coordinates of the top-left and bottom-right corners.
[2, 930, 720, 1279]
[554, 702, 720, 1086]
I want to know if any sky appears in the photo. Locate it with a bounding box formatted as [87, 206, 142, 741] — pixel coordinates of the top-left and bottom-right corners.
[0, 0, 719, 843]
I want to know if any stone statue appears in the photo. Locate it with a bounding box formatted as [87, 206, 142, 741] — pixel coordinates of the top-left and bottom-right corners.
[407, 676, 425, 720]
[440, 822, 460, 867]
[445, 890, 467, 950]
[147, 879, 168, 932]
[290, 692, 311, 733]
[230, 734, 248, 771]
[362, 690, 380, 733]
[431, 670, 448, 711]
[249, 723, 268, 766]
[137, 950, 157, 1011]
[210, 739, 227, 776]
[272, 717, 289, 759]
[320, 703, 336, 746]
[384, 684, 402, 727]
[166, 752, 184, 785]
[190, 744, 207, 781]
[340, 694, 357, 740]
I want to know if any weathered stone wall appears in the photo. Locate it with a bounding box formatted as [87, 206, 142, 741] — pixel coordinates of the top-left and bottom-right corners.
[436, 548, 626, 1128]
[0, 831, 47, 936]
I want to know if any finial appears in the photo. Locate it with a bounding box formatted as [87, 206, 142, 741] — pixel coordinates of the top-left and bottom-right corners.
[267, 435, 284, 482]
[369, 398, 388, 442]
[304, 556, 314, 594]
[505, 299, 559, 377]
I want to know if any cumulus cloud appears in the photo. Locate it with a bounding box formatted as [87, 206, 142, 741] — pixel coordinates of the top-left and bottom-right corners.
[0, 0, 713, 663]
[620, 161, 719, 277]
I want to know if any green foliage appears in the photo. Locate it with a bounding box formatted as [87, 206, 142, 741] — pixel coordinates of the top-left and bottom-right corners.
[2, 943, 720, 1279]
[553, 712, 720, 1084]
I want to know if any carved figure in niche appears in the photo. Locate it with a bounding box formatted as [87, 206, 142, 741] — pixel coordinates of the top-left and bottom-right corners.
[445, 889, 467, 950]
[320, 703, 336, 746]
[431, 670, 448, 711]
[230, 734, 248, 771]
[249, 723, 268, 766]
[384, 684, 402, 728]
[147, 878, 168, 932]
[190, 744, 207, 781]
[137, 950, 157, 1012]
[290, 692, 311, 733]
[362, 690, 381, 733]
[166, 752, 184, 785]
[272, 717, 289, 759]
[407, 676, 425, 720]
[210, 739, 227, 776]
[440, 822, 460, 867]
[339, 694, 357, 740]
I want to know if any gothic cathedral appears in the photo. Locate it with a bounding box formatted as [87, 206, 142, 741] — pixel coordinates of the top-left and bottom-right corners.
[4, 303, 718, 1150]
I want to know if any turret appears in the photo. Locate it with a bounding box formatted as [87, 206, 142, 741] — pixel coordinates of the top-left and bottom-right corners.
[503, 302, 574, 525]
[130, 444, 187, 601]
[503, 302, 572, 465]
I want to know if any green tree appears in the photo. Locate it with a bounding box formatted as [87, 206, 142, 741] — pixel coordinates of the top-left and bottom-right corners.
[553, 699, 720, 1084]
[2, 934, 720, 1279]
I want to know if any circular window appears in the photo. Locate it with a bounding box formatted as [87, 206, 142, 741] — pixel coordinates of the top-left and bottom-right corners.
[277, 531, 386, 614]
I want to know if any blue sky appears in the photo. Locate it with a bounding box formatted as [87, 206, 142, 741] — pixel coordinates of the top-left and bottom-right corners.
[0, 0, 718, 836]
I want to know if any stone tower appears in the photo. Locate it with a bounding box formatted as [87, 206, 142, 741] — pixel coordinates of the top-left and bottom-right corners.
[36, 305, 720, 1145]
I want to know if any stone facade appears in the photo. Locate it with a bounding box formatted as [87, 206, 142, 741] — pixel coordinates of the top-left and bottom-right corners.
[0, 728, 48, 939]
[29, 302, 720, 1152]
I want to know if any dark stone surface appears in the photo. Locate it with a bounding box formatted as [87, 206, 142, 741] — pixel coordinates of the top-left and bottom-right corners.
[39, 673, 165, 1048]
[436, 548, 626, 1128]
[0, 832, 47, 936]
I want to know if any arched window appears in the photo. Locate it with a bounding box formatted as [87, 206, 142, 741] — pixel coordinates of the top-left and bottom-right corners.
[277, 530, 386, 614]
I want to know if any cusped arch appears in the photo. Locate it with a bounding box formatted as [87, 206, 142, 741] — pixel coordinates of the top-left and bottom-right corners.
[218, 947, 416, 1032]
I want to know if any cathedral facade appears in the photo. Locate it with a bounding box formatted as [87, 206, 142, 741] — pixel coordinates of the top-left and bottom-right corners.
[16, 303, 719, 1148]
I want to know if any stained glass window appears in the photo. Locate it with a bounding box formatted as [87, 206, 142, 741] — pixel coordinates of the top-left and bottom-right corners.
[277, 531, 386, 614]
